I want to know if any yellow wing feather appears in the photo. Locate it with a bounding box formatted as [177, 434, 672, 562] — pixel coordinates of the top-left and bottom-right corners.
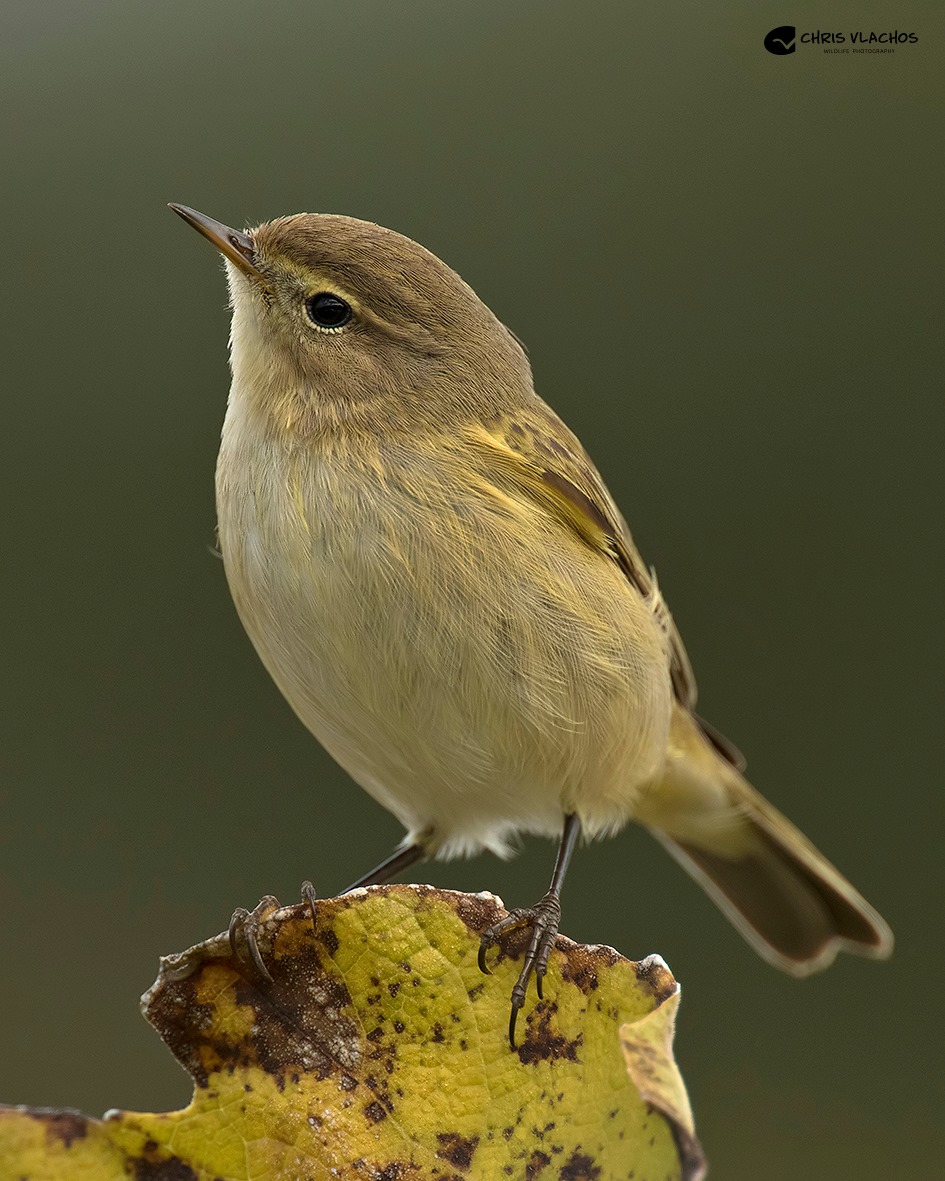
[463, 401, 744, 769]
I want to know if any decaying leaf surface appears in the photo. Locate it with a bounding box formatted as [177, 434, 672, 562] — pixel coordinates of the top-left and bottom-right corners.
[0, 884, 704, 1180]
[620, 989, 705, 1181]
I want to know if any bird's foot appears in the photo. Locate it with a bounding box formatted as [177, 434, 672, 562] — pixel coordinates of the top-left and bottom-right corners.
[228, 882, 318, 984]
[228, 894, 280, 984]
[478, 890, 562, 1048]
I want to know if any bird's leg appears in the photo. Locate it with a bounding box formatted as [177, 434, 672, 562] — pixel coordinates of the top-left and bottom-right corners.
[341, 842, 426, 892]
[478, 813, 582, 1049]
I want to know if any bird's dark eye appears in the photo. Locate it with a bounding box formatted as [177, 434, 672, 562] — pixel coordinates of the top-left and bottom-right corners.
[305, 292, 352, 330]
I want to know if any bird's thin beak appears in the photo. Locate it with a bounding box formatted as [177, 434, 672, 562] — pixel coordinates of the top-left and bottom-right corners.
[168, 203, 266, 284]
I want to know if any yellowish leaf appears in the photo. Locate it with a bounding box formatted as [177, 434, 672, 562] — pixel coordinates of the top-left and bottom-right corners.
[0, 885, 704, 1179]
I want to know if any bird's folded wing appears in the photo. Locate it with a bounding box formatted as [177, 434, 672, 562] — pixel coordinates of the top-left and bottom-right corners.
[463, 403, 744, 771]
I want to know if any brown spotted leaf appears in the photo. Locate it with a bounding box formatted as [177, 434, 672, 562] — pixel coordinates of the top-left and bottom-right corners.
[0, 884, 703, 1179]
[621, 982, 706, 1181]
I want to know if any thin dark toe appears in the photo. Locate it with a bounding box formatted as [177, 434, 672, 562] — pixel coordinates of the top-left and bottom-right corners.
[478, 909, 532, 976]
[244, 926, 273, 983]
[228, 907, 250, 960]
[300, 880, 318, 933]
[509, 1002, 522, 1050]
[228, 895, 280, 984]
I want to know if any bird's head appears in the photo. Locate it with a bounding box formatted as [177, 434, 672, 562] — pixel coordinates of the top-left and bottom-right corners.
[170, 205, 531, 437]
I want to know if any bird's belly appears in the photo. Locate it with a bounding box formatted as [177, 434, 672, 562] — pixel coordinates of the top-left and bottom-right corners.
[218, 450, 673, 856]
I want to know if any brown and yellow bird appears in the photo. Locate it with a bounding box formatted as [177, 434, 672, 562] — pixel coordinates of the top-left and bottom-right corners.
[170, 204, 892, 1045]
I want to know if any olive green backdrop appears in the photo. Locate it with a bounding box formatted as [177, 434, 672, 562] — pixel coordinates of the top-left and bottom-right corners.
[1, 1, 941, 1176]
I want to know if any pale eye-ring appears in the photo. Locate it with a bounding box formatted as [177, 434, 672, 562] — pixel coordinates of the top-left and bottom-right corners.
[305, 292, 353, 330]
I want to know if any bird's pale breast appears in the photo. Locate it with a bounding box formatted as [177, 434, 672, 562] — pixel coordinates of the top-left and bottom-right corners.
[216, 408, 673, 857]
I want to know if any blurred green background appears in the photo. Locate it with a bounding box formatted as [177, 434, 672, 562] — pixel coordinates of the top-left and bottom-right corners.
[1, 1, 941, 1176]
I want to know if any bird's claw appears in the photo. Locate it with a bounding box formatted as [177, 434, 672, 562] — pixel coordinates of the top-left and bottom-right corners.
[228, 894, 280, 984]
[228, 883, 319, 984]
[301, 879, 318, 935]
[479, 892, 563, 1048]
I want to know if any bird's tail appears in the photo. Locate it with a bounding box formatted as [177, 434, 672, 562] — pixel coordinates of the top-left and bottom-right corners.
[635, 707, 893, 973]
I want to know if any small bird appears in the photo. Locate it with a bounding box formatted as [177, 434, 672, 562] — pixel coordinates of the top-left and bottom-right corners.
[170, 204, 892, 1045]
